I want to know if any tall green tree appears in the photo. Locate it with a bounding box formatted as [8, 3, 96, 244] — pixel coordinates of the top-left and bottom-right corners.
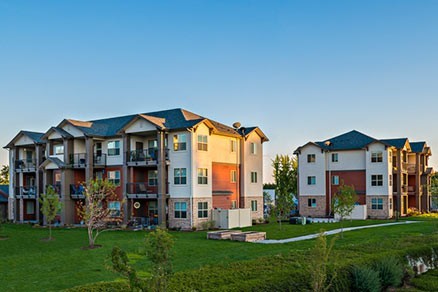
[331, 182, 358, 238]
[39, 185, 62, 241]
[0, 165, 9, 185]
[272, 155, 296, 229]
[77, 179, 121, 248]
[431, 173, 438, 210]
[146, 228, 174, 291]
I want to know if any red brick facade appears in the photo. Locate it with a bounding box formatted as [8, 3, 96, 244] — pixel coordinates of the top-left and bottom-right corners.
[212, 162, 240, 209]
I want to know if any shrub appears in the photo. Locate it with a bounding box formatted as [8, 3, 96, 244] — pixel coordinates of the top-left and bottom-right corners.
[350, 266, 381, 292]
[66, 281, 129, 291]
[373, 256, 403, 289]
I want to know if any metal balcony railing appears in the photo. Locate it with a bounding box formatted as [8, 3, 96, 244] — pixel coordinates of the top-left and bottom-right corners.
[127, 148, 169, 164]
[93, 153, 107, 167]
[15, 159, 36, 171]
[126, 182, 156, 194]
[15, 186, 37, 198]
[69, 153, 87, 167]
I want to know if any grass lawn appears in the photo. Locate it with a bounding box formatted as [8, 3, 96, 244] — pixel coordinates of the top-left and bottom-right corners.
[1, 217, 437, 291]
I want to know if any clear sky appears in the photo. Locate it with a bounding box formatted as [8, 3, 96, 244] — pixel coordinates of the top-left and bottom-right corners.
[1, 1, 437, 183]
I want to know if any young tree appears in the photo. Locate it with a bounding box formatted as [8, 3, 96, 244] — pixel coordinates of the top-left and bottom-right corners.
[309, 232, 338, 292]
[39, 185, 62, 241]
[146, 228, 174, 291]
[0, 165, 9, 185]
[272, 155, 296, 229]
[332, 182, 358, 238]
[77, 179, 121, 248]
[111, 246, 144, 291]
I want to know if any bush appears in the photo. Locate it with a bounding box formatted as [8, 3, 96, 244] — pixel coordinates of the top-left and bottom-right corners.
[373, 256, 404, 289]
[66, 281, 129, 291]
[350, 266, 381, 292]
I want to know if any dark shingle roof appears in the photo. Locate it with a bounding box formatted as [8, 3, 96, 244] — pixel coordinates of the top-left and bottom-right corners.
[380, 138, 408, 149]
[410, 142, 426, 153]
[315, 130, 378, 151]
[22, 131, 45, 143]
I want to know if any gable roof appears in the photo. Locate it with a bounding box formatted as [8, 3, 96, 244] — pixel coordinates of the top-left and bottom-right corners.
[39, 157, 66, 169]
[380, 138, 410, 150]
[315, 130, 379, 151]
[237, 126, 269, 142]
[42, 127, 74, 140]
[4, 130, 45, 149]
[410, 142, 426, 153]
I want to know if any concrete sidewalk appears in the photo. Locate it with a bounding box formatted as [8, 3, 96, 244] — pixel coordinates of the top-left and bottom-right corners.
[258, 221, 421, 244]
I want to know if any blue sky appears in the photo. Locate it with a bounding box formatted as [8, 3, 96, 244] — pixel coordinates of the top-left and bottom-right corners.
[1, 1, 437, 182]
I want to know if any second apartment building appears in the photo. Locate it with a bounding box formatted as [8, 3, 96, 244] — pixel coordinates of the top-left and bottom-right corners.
[295, 130, 433, 219]
[5, 108, 268, 229]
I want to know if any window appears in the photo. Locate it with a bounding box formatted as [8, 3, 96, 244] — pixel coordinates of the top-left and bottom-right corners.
[371, 152, 383, 163]
[197, 135, 208, 151]
[251, 200, 258, 211]
[174, 168, 187, 185]
[231, 200, 237, 209]
[174, 202, 187, 218]
[332, 175, 339, 185]
[148, 201, 158, 216]
[108, 141, 120, 156]
[389, 151, 392, 163]
[389, 198, 393, 210]
[251, 172, 258, 183]
[332, 153, 338, 162]
[250, 143, 257, 154]
[25, 150, 33, 163]
[308, 198, 316, 208]
[108, 201, 121, 217]
[26, 200, 35, 214]
[371, 198, 383, 210]
[148, 170, 158, 186]
[389, 174, 392, 187]
[371, 175, 383, 186]
[231, 140, 237, 152]
[54, 144, 64, 155]
[95, 142, 102, 156]
[230, 170, 237, 183]
[198, 202, 208, 218]
[173, 134, 187, 151]
[108, 171, 121, 186]
[198, 168, 208, 185]
[308, 176, 316, 185]
[307, 154, 316, 163]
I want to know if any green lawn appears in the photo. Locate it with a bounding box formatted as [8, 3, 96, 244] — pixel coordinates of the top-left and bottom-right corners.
[1, 218, 437, 291]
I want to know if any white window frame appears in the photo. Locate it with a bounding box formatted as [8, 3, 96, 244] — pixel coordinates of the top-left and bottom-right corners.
[371, 152, 383, 163]
[198, 202, 208, 218]
[174, 168, 187, 185]
[197, 135, 208, 151]
[308, 198, 316, 208]
[148, 170, 158, 186]
[108, 201, 121, 217]
[174, 202, 187, 218]
[108, 170, 121, 186]
[173, 134, 187, 151]
[332, 175, 339, 185]
[308, 176, 316, 185]
[371, 198, 383, 210]
[54, 144, 64, 155]
[251, 171, 258, 183]
[307, 154, 316, 163]
[108, 140, 121, 156]
[230, 170, 237, 183]
[26, 200, 35, 215]
[251, 200, 257, 211]
[197, 168, 208, 185]
[250, 143, 257, 155]
[231, 140, 237, 152]
[331, 153, 338, 162]
[371, 174, 383, 186]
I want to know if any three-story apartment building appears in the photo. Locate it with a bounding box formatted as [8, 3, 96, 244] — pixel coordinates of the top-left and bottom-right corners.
[5, 109, 268, 229]
[294, 130, 432, 219]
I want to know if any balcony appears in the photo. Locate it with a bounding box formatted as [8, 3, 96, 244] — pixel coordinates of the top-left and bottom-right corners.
[127, 149, 169, 167]
[69, 153, 87, 168]
[15, 186, 37, 199]
[93, 154, 107, 167]
[126, 182, 158, 199]
[407, 164, 416, 174]
[15, 159, 37, 172]
[70, 184, 85, 199]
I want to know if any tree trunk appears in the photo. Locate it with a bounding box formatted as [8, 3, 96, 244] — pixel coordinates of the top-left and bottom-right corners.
[49, 224, 52, 240]
[88, 226, 94, 248]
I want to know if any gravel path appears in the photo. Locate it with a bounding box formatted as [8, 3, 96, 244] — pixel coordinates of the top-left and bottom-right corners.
[258, 221, 421, 244]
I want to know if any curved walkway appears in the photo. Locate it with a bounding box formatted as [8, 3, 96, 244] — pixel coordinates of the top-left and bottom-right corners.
[258, 221, 421, 244]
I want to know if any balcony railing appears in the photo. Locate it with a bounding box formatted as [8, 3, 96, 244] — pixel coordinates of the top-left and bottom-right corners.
[407, 164, 416, 173]
[127, 149, 169, 166]
[69, 153, 87, 168]
[15, 186, 37, 198]
[70, 184, 85, 199]
[93, 154, 107, 167]
[126, 182, 160, 199]
[15, 159, 37, 172]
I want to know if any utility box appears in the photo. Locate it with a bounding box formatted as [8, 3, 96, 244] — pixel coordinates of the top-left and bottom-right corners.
[212, 208, 252, 229]
[335, 205, 367, 220]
